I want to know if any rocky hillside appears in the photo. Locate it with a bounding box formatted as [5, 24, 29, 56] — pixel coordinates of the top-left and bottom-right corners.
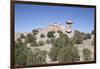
[15, 23, 94, 64]
[15, 23, 75, 41]
[15, 32, 29, 41]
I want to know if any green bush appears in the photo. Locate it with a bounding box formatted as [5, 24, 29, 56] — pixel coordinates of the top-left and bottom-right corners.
[45, 39, 51, 44]
[38, 41, 44, 46]
[48, 33, 79, 63]
[50, 38, 56, 44]
[32, 48, 47, 64]
[57, 46, 80, 63]
[57, 30, 62, 34]
[32, 29, 39, 35]
[25, 33, 36, 43]
[83, 48, 91, 61]
[17, 37, 22, 43]
[30, 41, 38, 46]
[45, 38, 56, 44]
[86, 33, 91, 39]
[47, 31, 55, 38]
[82, 35, 87, 40]
[15, 42, 33, 65]
[49, 46, 60, 61]
[20, 33, 25, 39]
[53, 33, 70, 48]
[91, 30, 94, 35]
[83, 33, 91, 40]
[81, 32, 85, 35]
[73, 30, 83, 44]
[15, 42, 47, 66]
[40, 33, 45, 38]
[25, 33, 38, 46]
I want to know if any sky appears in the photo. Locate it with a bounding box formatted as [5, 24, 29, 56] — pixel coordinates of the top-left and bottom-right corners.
[15, 3, 94, 33]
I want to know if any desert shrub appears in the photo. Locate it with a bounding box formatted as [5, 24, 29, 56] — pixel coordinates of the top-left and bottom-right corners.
[45, 38, 56, 44]
[83, 33, 91, 40]
[40, 33, 45, 38]
[81, 32, 85, 35]
[82, 35, 87, 40]
[20, 33, 25, 39]
[73, 30, 83, 44]
[91, 30, 94, 35]
[25, 33, 36, 43]
[17, 37, 22, 43]
[49, 46, 60, 61]
[49, 33, 79, 63]
[25, 33, 38, 46]
[38, 41, 44, 46]
[15, 42, 47, 66]
[47, 31, 55, 38]
[53, 33, 70, 48]
[83, 48, 91, 61]
[15, 42, 34, 65]
[45, 39, 51, 44]
[86, 33, 91, 39]
[32, 48, 47, 64]
[57, 46, 80, 63]
[68, 38, 75, 46]
[32, 29, 39, 35]
[50, 38, 56, 44]
[30, 41, 38, 46]
[57, 30, 62, 34]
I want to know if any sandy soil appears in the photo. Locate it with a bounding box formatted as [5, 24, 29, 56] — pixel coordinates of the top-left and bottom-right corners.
[74, 39, 94, 61]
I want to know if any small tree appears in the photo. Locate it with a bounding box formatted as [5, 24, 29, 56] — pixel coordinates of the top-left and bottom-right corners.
[32, 29, 39, 35]
[83, 33, 91, 40]
[20, 33, 25, 39]
[81, 32, 85, 35]
[15, 42, 47, 65]
[57, 30, 62, 34]
[38, 41, 44, 46]
[53, 33, 70, 48]
[32, 48, 47, 64]
[30, 41, 38, 46]
[47, 31, 55, 38]
[25, 33, 36, 43]
[48, 32, 79, 63]
[17, 37, 22, 43]
[57, 46, 80, 63]
[45, 39, 51, 44]
[73, 30, 83, 44]
[49, 46, 60, 61]
[83, 35, 87, 40]
[83, 48, 91, 61]
[15, 42, 34, 65]
[91, 30, 94, 35]
[50, 38, 56, 44]
[40, 33, 45, 38]
[86, 33, 91, 39]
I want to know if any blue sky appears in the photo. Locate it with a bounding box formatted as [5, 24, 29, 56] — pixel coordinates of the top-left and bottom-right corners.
[15, 3, 94, 33]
